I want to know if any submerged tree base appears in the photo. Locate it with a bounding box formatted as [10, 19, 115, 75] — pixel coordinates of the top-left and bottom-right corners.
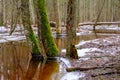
[70, 44, 78, 59]
[31, 53, 44, 61]
[31, 53, 58, 61]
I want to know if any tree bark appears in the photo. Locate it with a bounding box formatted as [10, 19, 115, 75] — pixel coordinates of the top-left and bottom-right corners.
[36, 0, 58, 57]
[0, 0, 3, 25]
[66, 0, 77, 58]
[21, 0, 42, 56]
[93, 0, 105, 31]
[53, 0, 61, 34]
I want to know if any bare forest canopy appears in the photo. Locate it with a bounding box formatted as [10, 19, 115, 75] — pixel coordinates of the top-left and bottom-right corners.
[0, 0, 120, 26]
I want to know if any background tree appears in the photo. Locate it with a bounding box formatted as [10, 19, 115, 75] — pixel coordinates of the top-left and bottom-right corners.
[93, 0, 105, 31]
[0, 0, 3, 26]
[53, 0, 61, 34]
[66, 0, 78, 58]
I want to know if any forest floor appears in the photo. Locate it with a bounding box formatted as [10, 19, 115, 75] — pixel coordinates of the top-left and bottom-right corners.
[60, 25, 120, 80]
[63, 36, 120, 80]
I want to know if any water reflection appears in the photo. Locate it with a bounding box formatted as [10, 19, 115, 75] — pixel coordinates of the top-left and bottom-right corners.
[55, 33, 114, 52]
[24, 58, 41, 80]
[24, 58, 59, 80]
[0, 41, 30, 80]
[0, 33, 116, 80]
[38, 61, 59, 80]
[0, 41, 60, 80]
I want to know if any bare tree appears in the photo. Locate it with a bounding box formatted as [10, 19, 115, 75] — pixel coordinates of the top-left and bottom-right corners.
[0, 0, 3, 25]
[53, 0, 61, 34]
[66, 0, 78, 58]
[93, 0, 105, 31]
[21, 0, 42, 58]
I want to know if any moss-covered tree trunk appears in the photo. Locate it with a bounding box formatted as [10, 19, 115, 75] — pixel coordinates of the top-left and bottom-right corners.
[36, 0, 58, 57]
[21, 0, 41, 56]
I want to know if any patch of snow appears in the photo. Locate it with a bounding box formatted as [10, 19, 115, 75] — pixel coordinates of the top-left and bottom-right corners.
[77, 48, 103, 57]
[0, 36, 26, 42]
[62, 48, 102, 57]
[14, 26, 24, 31]
[0, 33, 9, 36]
[1, 36, 14, 39]
[75, 40, 90, 48]
[60, 58, 71, 67]
[6, 36, 25, 41]
[61, 49, 66, 53]
[0, 39, 7, 43]
[0, 27, 9, 33]
[77, 49, 88, 57]
[108, 27, 119, 30]
[60, 72, 85, 80]
[12, 32, 24, 35]
[76, 33, 81, 36]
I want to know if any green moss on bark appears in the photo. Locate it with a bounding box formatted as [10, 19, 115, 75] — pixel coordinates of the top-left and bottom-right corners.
[29, 31, 40, 54]
[21, 0, 41, 55]
[37, 0, 58, 57]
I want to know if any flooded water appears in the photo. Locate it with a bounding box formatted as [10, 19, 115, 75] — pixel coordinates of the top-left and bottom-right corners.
[0, 33, 117, 80]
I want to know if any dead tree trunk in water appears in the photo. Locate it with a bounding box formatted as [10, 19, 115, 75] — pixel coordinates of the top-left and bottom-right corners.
[66, 0, 78, 59]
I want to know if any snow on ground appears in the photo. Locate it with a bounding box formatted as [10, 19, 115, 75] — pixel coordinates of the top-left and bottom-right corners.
[0, 25, 24, 33]
[61, 48, 103, 60]
[0, 26, 10, 33]
[77, 48, 103, 57]
[60, 72, 85, 80]
[0, 39, 8, 43]
[0, 35, 26, 43]
[0, 26, 26, 43]
[76, 36, 120, 56]
[75, 40, 91, 48]
[60, 58, 71, 67]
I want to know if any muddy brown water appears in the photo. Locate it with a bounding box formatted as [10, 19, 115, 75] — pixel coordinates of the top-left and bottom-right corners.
[0, 33, 117, 80]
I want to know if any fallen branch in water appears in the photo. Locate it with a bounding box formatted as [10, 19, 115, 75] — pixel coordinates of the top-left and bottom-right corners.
[91, 71, 120, 77]
[66, 66, 114, 72]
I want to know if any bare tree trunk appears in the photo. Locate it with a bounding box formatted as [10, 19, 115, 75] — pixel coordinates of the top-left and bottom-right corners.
[10, 0, 18, 35]
[29, 0, 36, 25]
[21, 0, 42, 58]
[93, 0, 105, 31]
[0, 0, 3, 25]
[2, 0, 6, 26]
[66, 0, 78, 59]
[53, 0, 61, 34]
